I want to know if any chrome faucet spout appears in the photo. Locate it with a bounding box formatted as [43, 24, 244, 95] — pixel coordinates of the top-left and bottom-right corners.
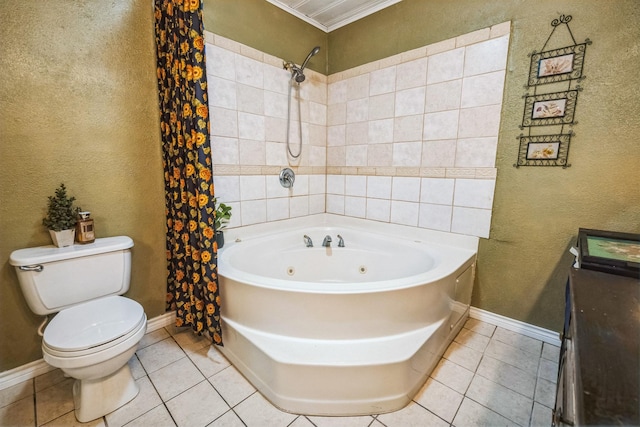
[322, 235, 332, 247]
[303, 235, 313, 247]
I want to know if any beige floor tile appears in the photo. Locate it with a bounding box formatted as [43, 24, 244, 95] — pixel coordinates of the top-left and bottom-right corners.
[233, 392, 297, 427]
[463, 318, 496, 337]
[537, 358, 558, 384]
[484, 339, 540, 375]
[166, 380, 229, 427]
[172, 329, 211, 352]
[125, 404, 175, 427]
[443, 341, 483, 372]
[41, 410, 105, 426]
[105, 377, 162, 427]
[209, 366, 255, 407]
[289, 416, 315, 427]
[413, 378, 463, 423]
[476, 355, 536, 398]
[149, 357, 205, 401]
[136, 338, 185, 374]
[541, 343, 560, 362]
[453, 397, 518, 427]
[307, 414, 375, 426]
[36, 378, 75, 426]
[35, 369, 67, 393]
[128, 355, 147, 380]
[466, 375, 533, 426]
[377, 401, 448, 427]
[0, 395, 35, 427]
[207, 409, 246, 427]
[430, 358, 474, 394]
[530, 402, 552, 427]
[184, 345, 230, 378]
[138, 328, 170, 350]
[492, 327, 543, 356]
[534, 377, 556, 409]
[0, 379, 33, 408]
[455, 328, 491, 352]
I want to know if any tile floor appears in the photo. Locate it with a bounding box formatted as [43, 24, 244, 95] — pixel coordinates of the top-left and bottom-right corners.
[0, 318, 559, 427]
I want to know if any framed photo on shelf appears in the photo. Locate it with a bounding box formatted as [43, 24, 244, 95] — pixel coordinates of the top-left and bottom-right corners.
[577, 228, 640, 278]
[522, 90, 578, 127]
[528, 43, 588, 86]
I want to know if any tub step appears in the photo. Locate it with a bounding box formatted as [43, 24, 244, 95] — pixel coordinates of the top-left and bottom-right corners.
[223, 317, 446, 366]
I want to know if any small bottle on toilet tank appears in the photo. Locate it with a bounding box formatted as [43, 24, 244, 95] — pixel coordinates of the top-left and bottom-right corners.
[76, 211, 95, 244]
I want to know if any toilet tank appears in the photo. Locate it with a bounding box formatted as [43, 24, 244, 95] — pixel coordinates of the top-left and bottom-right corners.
[9, 236, 134, 315]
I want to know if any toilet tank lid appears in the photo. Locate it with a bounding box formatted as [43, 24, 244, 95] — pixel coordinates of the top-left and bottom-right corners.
[9, 236, 134, 266]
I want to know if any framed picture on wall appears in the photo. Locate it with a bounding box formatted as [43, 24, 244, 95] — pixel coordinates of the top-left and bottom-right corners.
[528, 43, 588, 86]
[577, 228, 640, 278]
[521, 90, 578, 127]
[515, 133, 571, 167]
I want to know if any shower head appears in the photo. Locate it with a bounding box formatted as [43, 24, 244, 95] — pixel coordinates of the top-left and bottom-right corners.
[284, 46, 321, 84]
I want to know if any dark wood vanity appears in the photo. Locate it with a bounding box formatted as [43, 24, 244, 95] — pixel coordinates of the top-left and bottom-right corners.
[553, 267, 640, 426]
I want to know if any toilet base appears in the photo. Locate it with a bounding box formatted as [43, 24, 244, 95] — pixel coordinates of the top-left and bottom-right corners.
[73, 362, 139, 422]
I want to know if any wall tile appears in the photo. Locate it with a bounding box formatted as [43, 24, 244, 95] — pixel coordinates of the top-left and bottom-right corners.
[206, 45, 236, 80]
[396, 57, 428, 91]
[267, 197, 289, 222]
[346, 74, 370, 100]
[427, 48, 464, 84]
[451, 206, 491, 238]
[454, 179, 496, 209]
[211, 136, 239, 165]
[395, 86, 426, 117]
[366, 198, 391, 222]
[346, 145, 368, 166]
[423, 110, 459, 140]
[346, 122, 368, 145]
[421, 178, 455, 205]
[419, 203, 452, 231]
[209, 76, 237, 109]
[264, 90, 288, 118]
[327, 125, 346, 146]
[326, 194, 345, 214]
[425, 79, 462, 113]
[309, 194, 325, 214]
[213, 175, 240, 202]
[368, 143, 393, 166]
[237, 84, 264, 114]
[461, 71, 505, 108]
[346, 175, 367, 196]
[211, 107, 238, 138]
[458, 104, 501, 138]
[422, 140, 457, 167]
[240, 175, 266, 200]
[346, 98, 369, 123]
[265, 141, 287, 165]
[263, 65, 290, 94]
[368, 119, 394, 144]
[235, 55, 264, 88]
[238, 139, 265, 165]
[393, 115, 423, 142]
[367, 176, 392, 199]
[290, 196, 309, 217]
[327, 102, 346, 125]
[368, 93, 395, 120]
[392, 141, 422, 167]
[345, 196, 366, 218]
[369, 66, 397, 96]
[327, 174, 345, 194]
[237, 112, 265, 140]
[392, 177, 421, 202]
[455, 137, 498, 167]
[240, 199, 267, 225]
[391, 200, 420, 226]
[464, 36, 509, 77]
[328, 80, 347, 104]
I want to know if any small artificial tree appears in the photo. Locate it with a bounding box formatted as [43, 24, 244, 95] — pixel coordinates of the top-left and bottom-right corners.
[42, 183, 78, 232]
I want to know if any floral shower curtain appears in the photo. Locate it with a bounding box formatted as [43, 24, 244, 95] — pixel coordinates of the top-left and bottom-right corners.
[154, 0, 222, 345]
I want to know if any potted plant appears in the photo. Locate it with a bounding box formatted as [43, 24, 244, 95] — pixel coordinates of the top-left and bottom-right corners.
[214, 198, 232, 248]
[42, 183, 78, 248]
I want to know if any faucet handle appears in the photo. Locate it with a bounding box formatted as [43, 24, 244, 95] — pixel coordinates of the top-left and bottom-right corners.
[337, 234, 345, 247]
[303, 235, 313, 247]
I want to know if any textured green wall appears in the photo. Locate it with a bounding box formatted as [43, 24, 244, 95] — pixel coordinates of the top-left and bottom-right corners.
[0, 0, 167, 371]
[204, 0, 328, 74]
[329, 0, 640, 330]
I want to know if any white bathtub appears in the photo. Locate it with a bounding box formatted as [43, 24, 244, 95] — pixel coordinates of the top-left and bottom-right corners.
[218, 214, 477, 416]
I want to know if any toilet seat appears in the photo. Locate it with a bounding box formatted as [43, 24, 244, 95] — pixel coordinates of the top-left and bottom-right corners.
[43, 295, 145, 354]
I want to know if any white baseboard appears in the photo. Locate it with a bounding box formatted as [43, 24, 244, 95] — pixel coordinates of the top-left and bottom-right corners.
[469, 306, 561, 346]
[0, 311, 176, 391]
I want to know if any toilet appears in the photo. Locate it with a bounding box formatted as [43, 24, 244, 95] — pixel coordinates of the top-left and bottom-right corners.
[9, 236, 147, 422]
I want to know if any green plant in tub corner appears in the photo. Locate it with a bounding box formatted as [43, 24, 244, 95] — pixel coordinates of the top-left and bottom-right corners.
[42, 183, 78, 232]
[214, 198, 232, 231]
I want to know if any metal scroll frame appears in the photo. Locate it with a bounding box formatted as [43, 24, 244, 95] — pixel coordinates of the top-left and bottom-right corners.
[515, 14, 592, 168]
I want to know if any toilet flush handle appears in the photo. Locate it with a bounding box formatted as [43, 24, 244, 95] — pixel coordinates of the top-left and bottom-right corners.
[19, 264, 44, 272]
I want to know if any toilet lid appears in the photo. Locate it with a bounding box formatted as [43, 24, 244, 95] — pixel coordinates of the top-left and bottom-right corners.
[43, 296, 145, 352]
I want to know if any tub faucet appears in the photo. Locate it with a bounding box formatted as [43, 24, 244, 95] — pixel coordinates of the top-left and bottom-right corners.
[322, 235, 332, 247]
[337, 234, 344, 247]
[303, 235, 313, 247]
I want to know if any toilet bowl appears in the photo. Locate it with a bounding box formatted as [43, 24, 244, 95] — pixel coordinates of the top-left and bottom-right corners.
[9, 236, 147, 422]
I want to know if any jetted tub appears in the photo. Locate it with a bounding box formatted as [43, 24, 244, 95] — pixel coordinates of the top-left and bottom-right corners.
[217, 214, 478, 416]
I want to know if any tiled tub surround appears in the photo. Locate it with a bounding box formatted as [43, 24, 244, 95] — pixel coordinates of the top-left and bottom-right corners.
[206, 22, 510, 238]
